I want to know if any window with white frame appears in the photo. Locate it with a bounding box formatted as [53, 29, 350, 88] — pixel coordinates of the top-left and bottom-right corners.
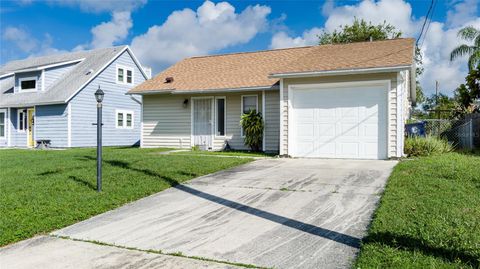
[215, 97, 226, 136]
[116, 110, 133, 128]
[241, 95, 258, 136]
[19, 77, 37, 91]
[0, 110, 6, 138]
[116, 65, 134, 85]
[17, 110, 27, 132]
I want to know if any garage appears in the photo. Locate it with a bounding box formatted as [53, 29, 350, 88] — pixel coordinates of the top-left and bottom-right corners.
[288, 81, 389, 159]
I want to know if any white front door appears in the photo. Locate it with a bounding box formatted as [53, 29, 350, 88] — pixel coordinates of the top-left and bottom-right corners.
[193, 98, 213, 150]
[289, 82, 388, 159]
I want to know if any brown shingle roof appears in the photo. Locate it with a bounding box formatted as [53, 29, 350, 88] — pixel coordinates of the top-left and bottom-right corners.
[129, 38, 414, 94]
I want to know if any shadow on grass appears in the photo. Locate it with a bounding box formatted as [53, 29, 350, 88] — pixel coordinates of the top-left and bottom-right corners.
[363, 232, 479, 267]
[68, 175, 97, 191]
[79, 155, 361, 249]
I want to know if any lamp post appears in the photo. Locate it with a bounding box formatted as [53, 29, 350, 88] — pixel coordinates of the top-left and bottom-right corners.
[94, 86, 104, 192]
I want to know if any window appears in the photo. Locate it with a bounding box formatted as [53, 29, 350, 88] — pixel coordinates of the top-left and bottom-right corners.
[17, 110, 27, 132]
[19, 77, 37, 91]
[0, 111, 5, 138]
[116, 110, 133, 129]
[116, 65, 133, 85]
[117, 68, 124, 83]
[215, 98, 226, 136]
[241, 95, 258, 136]
[242, 95, 258, 114]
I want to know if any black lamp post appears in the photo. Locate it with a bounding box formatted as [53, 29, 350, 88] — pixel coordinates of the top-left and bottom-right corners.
[94, 86, 104, 192]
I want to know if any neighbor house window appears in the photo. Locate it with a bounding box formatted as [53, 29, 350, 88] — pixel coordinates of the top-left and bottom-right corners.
[116, 65, 133, 85]
[241, 95, 258, 136]
[116, 110, 133, 128]
[0, 111, 5, 138]
[215, 97, 226, 136]
[17, 110, 27, 132]
[19, 77, 37, 91]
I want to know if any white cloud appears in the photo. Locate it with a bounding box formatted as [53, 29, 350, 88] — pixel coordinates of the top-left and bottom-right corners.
[131, 0, 271, 72]
[2, 27, 37, 53]
[90, 11, 132, 48]
[21, 0, 147, 13]
[270, 27, 322, 49]
[446, 0, 479, 28]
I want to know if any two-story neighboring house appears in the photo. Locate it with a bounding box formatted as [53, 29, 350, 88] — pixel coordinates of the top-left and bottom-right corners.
[0, 46, 150, 148]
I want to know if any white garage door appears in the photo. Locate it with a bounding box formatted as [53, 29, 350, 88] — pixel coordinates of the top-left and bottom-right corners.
[289, 83, 388, 159]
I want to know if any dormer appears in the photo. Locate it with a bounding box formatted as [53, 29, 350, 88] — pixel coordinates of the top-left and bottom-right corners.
[15, 71, 41, 93]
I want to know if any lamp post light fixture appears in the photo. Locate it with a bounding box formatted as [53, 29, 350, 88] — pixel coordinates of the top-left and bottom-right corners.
[95, 86, 104, 192]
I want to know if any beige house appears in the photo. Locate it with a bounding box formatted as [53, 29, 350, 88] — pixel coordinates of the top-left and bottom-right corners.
[129, 38, 416, 159]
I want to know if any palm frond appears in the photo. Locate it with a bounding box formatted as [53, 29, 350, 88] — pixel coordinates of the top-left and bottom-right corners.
[468, 50, 480, 70]
[450, 44, 476, 61]
[457, 26, 479, 41]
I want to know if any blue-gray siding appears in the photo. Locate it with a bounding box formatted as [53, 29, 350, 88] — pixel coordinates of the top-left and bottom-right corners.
[35, 104, 68, 147]
[70, 50, 144, 147]
[9, 108, 27, 147]
[44, 63, 77, 90]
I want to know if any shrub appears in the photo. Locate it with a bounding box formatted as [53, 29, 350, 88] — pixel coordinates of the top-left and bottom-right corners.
[240, 110, 264, 151]
[404, 136, 453, 157]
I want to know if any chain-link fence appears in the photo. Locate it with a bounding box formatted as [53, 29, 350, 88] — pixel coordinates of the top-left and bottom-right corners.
[421, 114, 480, 150]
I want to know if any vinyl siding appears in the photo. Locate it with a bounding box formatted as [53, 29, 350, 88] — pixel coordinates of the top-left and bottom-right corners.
[264, 90, 280, 152]
[142, 91, 271, 151]
[9, 108, 27, 147]
[69, 50, 144, 147]
[281, 73, 402, 158]
[44, 63, 77, 90]
[35, 104, 68, 147]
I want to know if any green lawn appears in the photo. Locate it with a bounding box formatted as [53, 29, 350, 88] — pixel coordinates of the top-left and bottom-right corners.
[355, 153, 480, 268]
[0, 147, 252, 246]
[172, 149, 276, 157]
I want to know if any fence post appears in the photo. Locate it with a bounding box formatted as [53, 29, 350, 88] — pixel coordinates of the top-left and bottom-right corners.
[469, 118, 474, 150]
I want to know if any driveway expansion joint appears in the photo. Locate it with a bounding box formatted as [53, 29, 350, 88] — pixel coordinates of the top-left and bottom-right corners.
[49, 234, 266, 269]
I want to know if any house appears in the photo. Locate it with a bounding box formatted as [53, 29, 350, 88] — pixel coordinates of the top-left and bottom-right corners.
[129, 38, 416, 159]
[0, 46, 150, 148]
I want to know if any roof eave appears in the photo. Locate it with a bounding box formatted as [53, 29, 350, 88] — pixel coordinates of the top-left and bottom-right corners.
[269, 65, 413, 79]
[127, 85, 279, 95]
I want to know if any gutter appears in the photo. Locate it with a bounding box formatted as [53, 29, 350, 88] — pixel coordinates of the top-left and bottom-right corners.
[269, 65, 412, 79]
[127, 85, 279, 95]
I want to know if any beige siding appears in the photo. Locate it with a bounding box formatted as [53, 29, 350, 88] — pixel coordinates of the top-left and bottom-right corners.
[264, 90, 280, 152]
[142, 91, 274, 151]
[281, 73, 402, 158]
[142, 94, 191, 148]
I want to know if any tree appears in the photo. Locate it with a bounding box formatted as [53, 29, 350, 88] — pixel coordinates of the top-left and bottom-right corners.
[450, 26, 480, 71]
[453, 65, 480, 114]
[318, 18, 401, 44]
[318, 18, 424, 108]
[240, 110, 264, 151]
[422, 93, 457, 119]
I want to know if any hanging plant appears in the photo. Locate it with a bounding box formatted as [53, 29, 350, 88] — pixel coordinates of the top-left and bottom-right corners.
[240, 110, 264, 151]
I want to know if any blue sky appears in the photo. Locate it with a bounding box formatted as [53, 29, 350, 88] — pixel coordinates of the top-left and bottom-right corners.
[1, 0, 479, 95]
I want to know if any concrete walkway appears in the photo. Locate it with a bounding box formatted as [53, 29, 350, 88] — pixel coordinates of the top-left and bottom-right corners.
[1, 158, 396, 268]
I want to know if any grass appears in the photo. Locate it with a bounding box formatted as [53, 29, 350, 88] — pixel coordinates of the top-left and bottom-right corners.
[355, 152, 480, 268]
[0, 147, 252, 246]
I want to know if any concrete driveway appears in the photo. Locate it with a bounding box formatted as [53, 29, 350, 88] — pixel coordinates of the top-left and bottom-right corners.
[2, 158, 396, 269]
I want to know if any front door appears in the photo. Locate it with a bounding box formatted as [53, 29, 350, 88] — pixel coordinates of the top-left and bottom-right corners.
[27, 108, 35, 147]
[193, 98, 213, 150]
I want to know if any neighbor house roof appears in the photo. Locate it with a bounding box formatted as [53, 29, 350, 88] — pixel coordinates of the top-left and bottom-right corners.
[0, 46, 146, 107]
[129, 38, 415, 94]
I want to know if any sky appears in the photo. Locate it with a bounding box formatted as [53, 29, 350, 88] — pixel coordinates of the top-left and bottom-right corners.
[1, 0, 479, 96]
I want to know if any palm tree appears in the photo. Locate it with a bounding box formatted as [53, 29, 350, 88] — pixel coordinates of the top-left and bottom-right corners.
[450, 26, 480, 70]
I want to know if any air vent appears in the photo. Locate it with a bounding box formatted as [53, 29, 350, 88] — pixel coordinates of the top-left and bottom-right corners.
[165, 77, 174, 83]
[85, 69, 94, 75]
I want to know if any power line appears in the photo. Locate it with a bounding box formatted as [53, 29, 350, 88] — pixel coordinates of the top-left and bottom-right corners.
[417, 0, 435, 47]
[419, 0, 437, 48]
